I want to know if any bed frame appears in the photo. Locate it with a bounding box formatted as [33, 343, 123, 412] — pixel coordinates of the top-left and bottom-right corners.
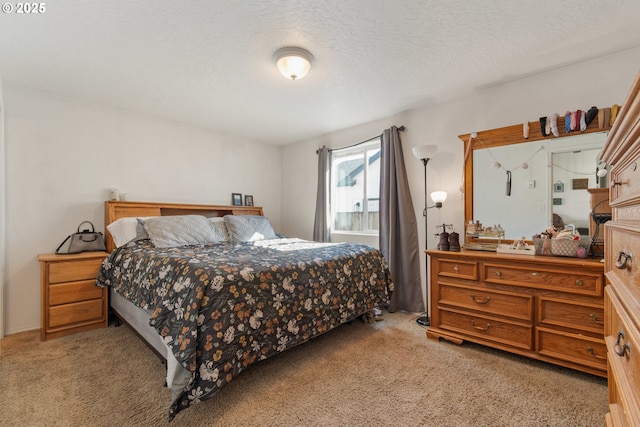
[104, 200, 264, 252]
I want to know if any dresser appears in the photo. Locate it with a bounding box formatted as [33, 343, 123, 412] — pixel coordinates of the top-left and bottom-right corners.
[39, 251, 109, 340]
[599, 70, 640, 426]
[426, 250, 607, 377]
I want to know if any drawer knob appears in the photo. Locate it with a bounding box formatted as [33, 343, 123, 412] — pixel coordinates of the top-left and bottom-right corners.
[589, 313, 603, 325]
[614, 331, 631, 357]
[615, 250, 632, 270]
[587, 347, 606, 360]
[575, 280, 583, 286]
[453, 265, 459, 272]
[471, 319, 490, 331]
[470, 294, 491, 304]
[495, 271, 502, 277]
[531, 272, 541, 277]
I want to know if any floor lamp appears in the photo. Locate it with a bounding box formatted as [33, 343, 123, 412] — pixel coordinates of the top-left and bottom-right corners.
[412, 145, 446, 327]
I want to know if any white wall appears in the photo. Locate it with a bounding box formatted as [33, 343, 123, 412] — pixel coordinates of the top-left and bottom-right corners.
[281, 47, 640, 310]
[0, 78, 5, 339]
[3, 85, 282, 334]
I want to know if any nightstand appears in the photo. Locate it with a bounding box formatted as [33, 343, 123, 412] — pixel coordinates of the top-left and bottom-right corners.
[39, 251, 109, 340]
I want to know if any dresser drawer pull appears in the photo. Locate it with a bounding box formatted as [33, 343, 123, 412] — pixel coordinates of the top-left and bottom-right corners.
[471, 319, 490, 331]
[470, 294, 491, 304]
[587, 347, 607, 360]
[615, 250, 632, 270]
[614, 331, 631, 357]
[453, 265, 459, 273]
[531, 272, 541, 277]
[589, 313, 603, 325]
[495, 271, 502, 277]
[575, 280, 583, 286]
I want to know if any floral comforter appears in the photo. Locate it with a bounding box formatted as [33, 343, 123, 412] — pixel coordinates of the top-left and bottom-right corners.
[96, 238, 392, 420]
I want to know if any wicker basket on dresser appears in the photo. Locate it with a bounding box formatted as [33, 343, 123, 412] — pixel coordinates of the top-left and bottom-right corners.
[600, 70, 640, 427]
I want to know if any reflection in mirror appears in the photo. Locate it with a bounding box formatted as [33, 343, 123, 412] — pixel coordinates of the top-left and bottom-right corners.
[472, 132, 607, 240]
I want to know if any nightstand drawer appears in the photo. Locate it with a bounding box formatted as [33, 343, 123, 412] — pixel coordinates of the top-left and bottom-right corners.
[49, 258, 104, 284]
[438, 282, 532, 321]
[538, 297, 604, 334]
[536, 327, 607, 372]
[49, 280, 103, 306]
[48, 299, 104, 328]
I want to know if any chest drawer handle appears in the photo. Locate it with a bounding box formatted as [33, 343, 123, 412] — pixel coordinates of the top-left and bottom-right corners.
[615, 250, 632, 270]
[589, 313, 603, 325]
[587, 347, 606, 360]
[531, 272, 541, 277]
[614, 331, 631, 357]
[471, 319, 490, 331]
[575, 280, 583, 286]
[495, 271, 502, 277]
[453, 265, 459, 273]
[470, 294, 491, 304]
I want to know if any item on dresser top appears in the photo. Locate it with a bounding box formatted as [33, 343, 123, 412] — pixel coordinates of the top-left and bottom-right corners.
[532, 224, 591, 257]
[448, 231, 460, 252]
[55, 221, 106, 254]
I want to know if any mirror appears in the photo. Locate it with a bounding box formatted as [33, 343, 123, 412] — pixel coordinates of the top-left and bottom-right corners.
[460, 118, 609, 243]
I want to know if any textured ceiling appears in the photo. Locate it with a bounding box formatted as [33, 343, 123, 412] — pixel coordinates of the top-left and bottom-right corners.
[1, 1, 640, 145]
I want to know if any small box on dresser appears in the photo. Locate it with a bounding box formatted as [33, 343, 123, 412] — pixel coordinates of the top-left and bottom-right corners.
[39, 251, 109, 340]
[600, 69, 640, 427]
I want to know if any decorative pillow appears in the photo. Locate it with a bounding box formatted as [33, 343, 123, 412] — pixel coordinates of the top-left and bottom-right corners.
[107, 217, 146, 248]
[207, 217, 229, 242]
[224, 215, 277, 242]
[142, 215, 218, 248]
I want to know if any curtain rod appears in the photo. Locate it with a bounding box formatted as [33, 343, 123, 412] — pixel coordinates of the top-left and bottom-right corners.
[316, 125, 405, 154]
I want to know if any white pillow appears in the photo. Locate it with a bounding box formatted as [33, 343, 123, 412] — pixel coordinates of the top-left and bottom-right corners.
[142, 215, 218, 248]
[224, 215, 277, 242]
[107, 217, 142, 248]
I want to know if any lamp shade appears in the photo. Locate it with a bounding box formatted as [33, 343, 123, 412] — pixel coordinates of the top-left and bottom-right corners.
[412, 144, 438, 160]
[430, 191, 447, 205]
[273, 47, 314, 80]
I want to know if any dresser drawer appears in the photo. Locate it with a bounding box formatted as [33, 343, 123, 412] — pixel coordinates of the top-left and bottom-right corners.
[49, 258, 104, 284]
[436, 258, 478, 280]
[439, 308, 533, 350]
[536, 327, 607, 372]
[605, 224, 639, 293]
[438, 282, 532, 321]
[538, 297, 604, 334]
[483, 263, 602, 296]
[610, 153, 640, 204]
[48, 298, 105, 328]
[49, 280, 104, 306]
[606, 288, 640, 422]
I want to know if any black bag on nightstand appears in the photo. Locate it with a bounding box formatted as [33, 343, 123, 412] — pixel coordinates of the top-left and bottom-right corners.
[55, 221, 106, 254]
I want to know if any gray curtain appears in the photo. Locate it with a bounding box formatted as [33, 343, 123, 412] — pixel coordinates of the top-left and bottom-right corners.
[313, 146, 332, 242]
[379, 126, 423, 313]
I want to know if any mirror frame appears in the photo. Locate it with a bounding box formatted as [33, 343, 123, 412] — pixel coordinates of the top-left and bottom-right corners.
[459, 114, 608, 244]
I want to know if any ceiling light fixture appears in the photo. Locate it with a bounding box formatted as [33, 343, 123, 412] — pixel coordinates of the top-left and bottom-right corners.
[273, 47, 314, 80]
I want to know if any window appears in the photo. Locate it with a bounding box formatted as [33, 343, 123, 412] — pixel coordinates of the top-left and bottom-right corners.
[331, 138, 381, 233]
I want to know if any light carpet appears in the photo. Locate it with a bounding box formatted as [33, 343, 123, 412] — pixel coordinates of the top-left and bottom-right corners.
[0, 311, 607, 427]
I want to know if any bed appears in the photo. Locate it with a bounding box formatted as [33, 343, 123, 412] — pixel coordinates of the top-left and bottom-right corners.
[96, 201, 393, 420]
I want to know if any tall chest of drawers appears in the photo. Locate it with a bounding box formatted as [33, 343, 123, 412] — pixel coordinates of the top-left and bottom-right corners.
[600, 70, 640, 427]
[426, 250, 606, 377]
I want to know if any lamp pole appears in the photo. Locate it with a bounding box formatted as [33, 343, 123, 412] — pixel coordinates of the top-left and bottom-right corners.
[416, 157, 430, 327]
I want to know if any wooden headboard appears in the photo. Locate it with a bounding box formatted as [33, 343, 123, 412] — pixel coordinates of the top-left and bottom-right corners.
[104, 201, 264, 252]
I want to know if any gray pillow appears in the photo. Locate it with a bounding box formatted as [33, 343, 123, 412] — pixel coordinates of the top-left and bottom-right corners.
[207, 217, 229, 242]
[224, 215, 277, 242]
[142, 215, 218, 248]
